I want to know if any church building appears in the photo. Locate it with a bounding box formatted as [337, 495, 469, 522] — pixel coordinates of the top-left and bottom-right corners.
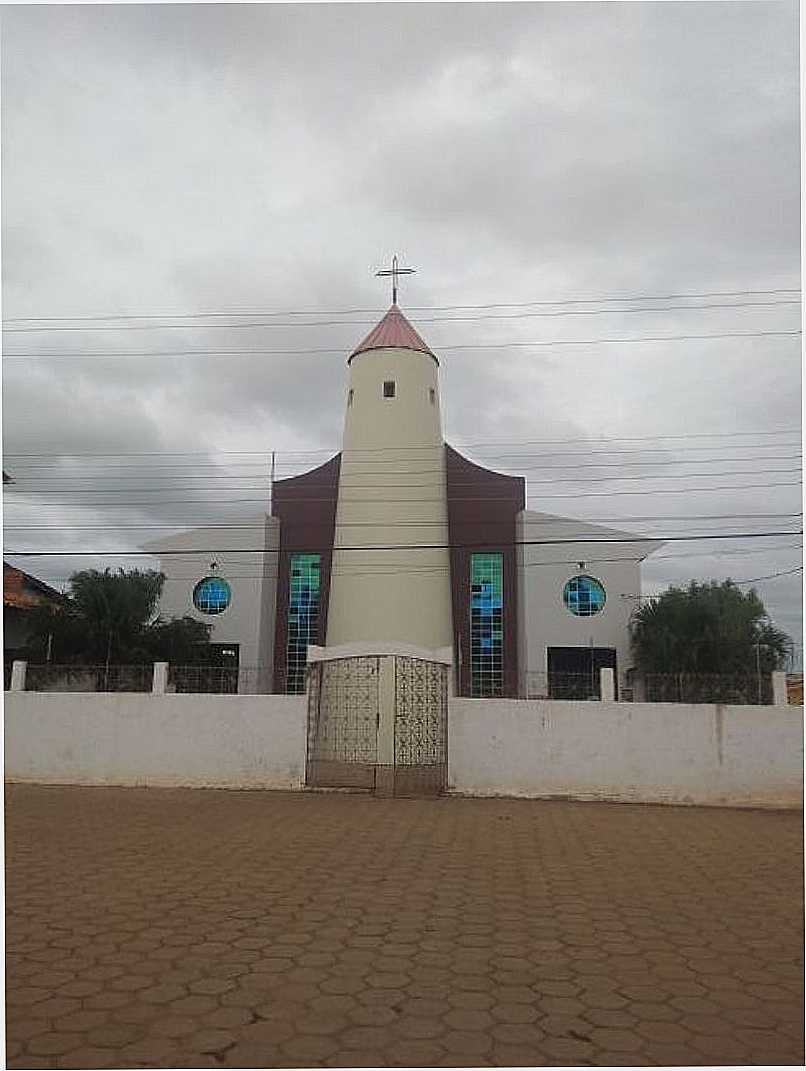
[148, 275, 661, 699]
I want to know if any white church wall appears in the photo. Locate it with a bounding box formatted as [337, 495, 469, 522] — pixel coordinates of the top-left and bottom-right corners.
[5, 690, 307, 790]
[448, 698, 803, 808]
[516, 510, 661, 694]
[145, 517, 279, 686]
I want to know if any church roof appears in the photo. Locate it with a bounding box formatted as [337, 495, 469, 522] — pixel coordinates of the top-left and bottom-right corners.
[348, 304, 437, 364]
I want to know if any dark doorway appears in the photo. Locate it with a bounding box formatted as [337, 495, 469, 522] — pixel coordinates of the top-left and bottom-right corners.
[547, 646, 617, 700]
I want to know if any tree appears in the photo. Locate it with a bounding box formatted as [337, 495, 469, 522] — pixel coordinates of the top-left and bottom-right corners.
[630, 579, 791, 677]
[24, 569, 212, 664]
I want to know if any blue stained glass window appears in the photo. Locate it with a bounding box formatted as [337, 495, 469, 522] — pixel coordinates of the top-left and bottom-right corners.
[470, 553, 504, 697]
[563, 575, 606, 617]
[285, 553, 321, 694]
[193, 576, 232, 615]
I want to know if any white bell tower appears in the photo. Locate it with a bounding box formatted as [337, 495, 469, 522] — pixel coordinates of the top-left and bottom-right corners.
[325, 261, 454, 650]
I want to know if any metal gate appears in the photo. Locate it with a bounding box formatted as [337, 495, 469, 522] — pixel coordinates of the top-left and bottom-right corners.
[306, 655, 447, 796]
[393, 657, 448, 796]
[306, 657, 379, 789]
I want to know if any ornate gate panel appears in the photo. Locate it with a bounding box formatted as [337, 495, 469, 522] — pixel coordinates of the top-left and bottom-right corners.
[393, 657, 448, 796]
[306, 657, 379, 789]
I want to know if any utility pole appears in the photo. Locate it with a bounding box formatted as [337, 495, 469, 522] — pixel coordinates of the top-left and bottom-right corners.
[755, 642, 764, 704]
[104, 629, 113, 692]
[269, 450, 275, 515]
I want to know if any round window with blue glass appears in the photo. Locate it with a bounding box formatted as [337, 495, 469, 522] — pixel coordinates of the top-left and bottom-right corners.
[563, 575, 606, 617]
[193, 576, 232, 615]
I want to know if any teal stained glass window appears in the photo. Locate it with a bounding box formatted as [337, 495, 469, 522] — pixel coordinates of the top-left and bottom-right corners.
[563, 575, 606, 617]
[193, 576, 232, 615]
[285, 553, 321, 694]
[470, 553, 503, 697]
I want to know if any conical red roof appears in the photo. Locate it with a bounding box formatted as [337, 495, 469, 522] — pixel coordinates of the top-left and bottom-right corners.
[348, 304, 437, 364]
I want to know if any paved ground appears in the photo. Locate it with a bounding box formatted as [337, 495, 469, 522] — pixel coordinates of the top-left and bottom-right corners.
[5, 784, 804, 1068]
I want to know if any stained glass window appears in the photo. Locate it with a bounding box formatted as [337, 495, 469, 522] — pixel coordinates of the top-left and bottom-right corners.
[193, 576, 232, 615]
[470, 553, 503, 697]
[563, 575, 606, 617]
[285, 553, 321, 694]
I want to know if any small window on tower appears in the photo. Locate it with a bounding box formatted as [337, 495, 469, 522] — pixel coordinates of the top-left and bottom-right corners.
[348, 389, 354, 407]
[383, 381, 396, 399]
[429, 388, 435, 405]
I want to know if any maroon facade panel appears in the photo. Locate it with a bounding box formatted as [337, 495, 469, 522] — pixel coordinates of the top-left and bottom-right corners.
[271, 454, 341, 688]
[446, 446, 525, 698]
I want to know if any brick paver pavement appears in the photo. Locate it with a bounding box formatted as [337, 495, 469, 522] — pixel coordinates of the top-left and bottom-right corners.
[5, 784, 803, 1068]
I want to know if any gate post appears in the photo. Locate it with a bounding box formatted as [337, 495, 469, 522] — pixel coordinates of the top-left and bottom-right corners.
[375, 656, 396, 797]
[599, 667, 615, 702]
[152, 662, 168, 695]
[772, 671, 787, 706]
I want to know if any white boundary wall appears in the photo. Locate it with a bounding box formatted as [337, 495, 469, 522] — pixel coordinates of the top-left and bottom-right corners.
[448, 699, 803, 808]
[5, 692, 802, 807]
[4, 692, 307, 790]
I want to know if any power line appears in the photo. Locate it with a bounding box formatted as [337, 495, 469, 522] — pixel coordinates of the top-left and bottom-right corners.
[9, 475, 804, 499]
[7, 454, 803, 476]
[6, 511, 801, 528]
[9, 465, 803, 487]
[4, 483, 801, 506]
[3, 286, 799, 322]
[6, 474, 802, 498]
[6, 524, 802, 537]
[10, 544, 803, 586]
[5, 329, 801, 359]
[6, 530, 803, 556]
[732, 565, 804, 585]
[4, 427, 800, 457]
[4, 299, 800, 333]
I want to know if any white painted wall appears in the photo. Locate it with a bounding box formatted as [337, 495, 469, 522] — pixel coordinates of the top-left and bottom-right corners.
[144, 516, 279, 687]
[517, 510, 663, 693]
[7, 690, 800, 809]
[327, 346, 453, 650]
[448, 698, 803, 808]
[5, 691, 306, 790]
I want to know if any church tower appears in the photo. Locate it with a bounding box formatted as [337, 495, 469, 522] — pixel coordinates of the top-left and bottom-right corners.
[325, 302, 454, 651]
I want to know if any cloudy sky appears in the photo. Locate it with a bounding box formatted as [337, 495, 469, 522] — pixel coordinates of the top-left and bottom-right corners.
[2, 2, 802, 660]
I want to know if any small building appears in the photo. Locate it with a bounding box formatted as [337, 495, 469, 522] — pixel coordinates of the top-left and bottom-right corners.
[3, 562, 64, 676]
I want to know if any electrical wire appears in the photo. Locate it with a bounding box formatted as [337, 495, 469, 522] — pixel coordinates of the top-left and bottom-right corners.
[6, 517, 803, 532]
[9, 469, 800, 492]
[6, 530, 803, 557]
[7, 455, 803, 479]
[3, 483, 802, 507]
[5, 328, 801, 359]
[732, 565, 804, 585]
[4, 299, 800, 332]
[5, 427, 800, 457]
[11, 544, 803, 586]
[3, 285, 799, 322]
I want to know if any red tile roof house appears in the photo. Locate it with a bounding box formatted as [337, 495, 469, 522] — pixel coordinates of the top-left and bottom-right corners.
[3, 563, 64, 684]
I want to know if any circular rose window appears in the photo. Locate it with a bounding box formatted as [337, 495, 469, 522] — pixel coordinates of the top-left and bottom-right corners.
[563, 575, 606, 617]
[193, 576, 232, 615]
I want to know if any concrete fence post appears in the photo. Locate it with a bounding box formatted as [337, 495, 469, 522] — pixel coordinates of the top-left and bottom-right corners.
[10, 660, 27, 692]
[772, 671, 788, 707]
[152, 662, 168, 695]
[599, 667, 615, 702]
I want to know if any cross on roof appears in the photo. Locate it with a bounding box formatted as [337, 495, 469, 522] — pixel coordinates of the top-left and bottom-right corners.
[375, 254, 416, 305]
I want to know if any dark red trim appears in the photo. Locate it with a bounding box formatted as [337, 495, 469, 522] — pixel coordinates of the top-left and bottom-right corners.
[271, 454, 341, 685]
[446, 446, 525, 698]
